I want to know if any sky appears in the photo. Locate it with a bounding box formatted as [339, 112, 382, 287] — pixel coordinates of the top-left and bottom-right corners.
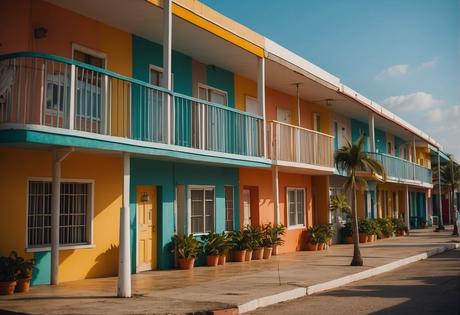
[201, 0, 460, 158]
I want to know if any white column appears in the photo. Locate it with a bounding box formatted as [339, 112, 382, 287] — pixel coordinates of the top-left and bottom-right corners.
[295, 83, 301, 126]
[163, 0, 172, 144]
[425, 190, 429, 226]
[412, 137, 417, 180]
[272, 166, 280, 225]
[50, 148, 73, 285]
[368, 112, 375, 152]
[257, 57, 267, 158]
[438, 151, 444, 226]
[117, 152, 131, 298]
[68, 64, 76, 130]
[405, 185, 410, 231]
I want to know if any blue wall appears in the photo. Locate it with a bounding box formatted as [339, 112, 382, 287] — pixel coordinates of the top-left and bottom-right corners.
[394, 136, 405, 158]
[207, 65, 235, 107]
[351, 119, 369, 151]
[375, 128, 387, 154]
[130, 158, 239, 271]
[31, 251, 51, 285]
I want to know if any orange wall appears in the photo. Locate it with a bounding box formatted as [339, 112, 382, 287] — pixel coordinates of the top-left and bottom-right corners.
[234, 74, 257, 112]
[0, 147, 122, 282]
[0, 0, 132, 77]
[239, 168, 314, 253]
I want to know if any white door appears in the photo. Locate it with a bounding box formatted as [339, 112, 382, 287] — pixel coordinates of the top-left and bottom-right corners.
[245, 96, 259, 115]
[277, 108, 291, 124]
[243, 189, 251, 227]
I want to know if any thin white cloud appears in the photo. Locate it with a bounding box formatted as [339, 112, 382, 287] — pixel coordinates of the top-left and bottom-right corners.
[375, 64, 409, 80]
[381, 91, 443, 112]
[425, 105, 460, 123]
[418, 57, 440, 70]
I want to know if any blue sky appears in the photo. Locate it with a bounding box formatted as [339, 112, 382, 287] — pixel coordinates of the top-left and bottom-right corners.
[201, 0, 460, 158]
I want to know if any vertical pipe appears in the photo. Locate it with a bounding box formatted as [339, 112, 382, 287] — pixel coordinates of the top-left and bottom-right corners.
[163, 0, 172, 144]
[413, 137, 417, 180]
[368, 112, 375, 152]
[438, 151, 443, 226]
[405, 185, 410, 231]
[50, 152, 61, 285]
[272, 165, 280, 225]
[118, 152, 131, 297]
[296, 83, 300, 126]
[257, 57, 266, 158]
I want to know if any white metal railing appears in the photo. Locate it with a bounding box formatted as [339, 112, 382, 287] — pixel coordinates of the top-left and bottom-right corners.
[268, 120, 334, 168]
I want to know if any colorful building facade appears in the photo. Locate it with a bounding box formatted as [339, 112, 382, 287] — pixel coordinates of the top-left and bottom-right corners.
[0, 0, 447, 295]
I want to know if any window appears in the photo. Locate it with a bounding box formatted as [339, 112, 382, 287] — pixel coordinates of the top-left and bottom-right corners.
[189, 186, 215, 234]
[224, 186, 234, 231]
[27, 180, 93, 249]
[287, 188, 305, 228]
[387, 142, 393, 155]
[198, 83, 227, 106]
[149, 65, 174, 89]
[245, 96, 259, 115]
[313, 113, 321, 132]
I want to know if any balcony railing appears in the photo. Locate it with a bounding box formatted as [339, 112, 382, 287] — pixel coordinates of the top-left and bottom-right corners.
[267, 120, 334, 169]
[366, 152, 432, 184]
[0, 52, 264, 158]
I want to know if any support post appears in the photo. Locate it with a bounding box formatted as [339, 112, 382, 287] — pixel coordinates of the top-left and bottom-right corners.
[368, 112, 375, 153]
[272, 166, 280, 225]
[258, 57, 267, 158]
[425, 190, 429, 226]
[50, 148, 73, 285]
[68, 64, 76, 130]
[118, 152, 131, 297]
[405, 185, 410, 231]
[163, 0, 172, 144]
[437, 151, 444, 227]
[295, 83, 301, 126]
[412, 137, 417, 180]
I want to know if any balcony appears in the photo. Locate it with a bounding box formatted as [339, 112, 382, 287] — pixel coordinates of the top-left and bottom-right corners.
[366, 152, 432, 186]
[267, 121, 335, 173]
[0, 52, 265, 163]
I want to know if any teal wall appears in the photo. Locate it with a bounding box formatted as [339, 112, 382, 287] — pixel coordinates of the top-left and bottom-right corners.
[351, 119, 369, 151]
[375, 128, 387, 154]
[130, 158, 240, 271]
[207, 65, 235, 108]
[31, 251, 51, 285]
[394, 136, 405, 158]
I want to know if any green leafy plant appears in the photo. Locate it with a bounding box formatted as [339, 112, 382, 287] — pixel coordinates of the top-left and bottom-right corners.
[171, 234, 202, 259]
[377, 218, 393, 238]
[316, 224, 335, 242]
[231, 230, 250, 251]
[368, 219, 381, 236]
[270, 224, 286, 246]
[330, 194, 351, 219]
[358, 219, 371, 235]
[220, 232, 235, 255]
[201, 232, 224, 256]
[341, 222, 353, 237]
[245, 225, 263, 250]
[14, 253, 34, 279]
[0, 251, 19, 282]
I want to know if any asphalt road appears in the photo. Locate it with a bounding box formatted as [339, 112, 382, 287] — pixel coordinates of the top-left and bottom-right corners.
[249, 248, 460, 315]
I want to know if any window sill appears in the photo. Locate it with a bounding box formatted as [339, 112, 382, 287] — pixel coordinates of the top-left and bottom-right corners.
[287, 225, 306, 231]
[26, 244, 95, 253]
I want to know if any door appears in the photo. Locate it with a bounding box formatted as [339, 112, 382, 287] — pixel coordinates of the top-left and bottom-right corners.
[243, 189, 251, 227]
[137, 185, 157, 272]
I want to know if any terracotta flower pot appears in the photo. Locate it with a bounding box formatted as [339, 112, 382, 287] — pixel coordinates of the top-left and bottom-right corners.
[178, 258, 195, 270]
[367, 234, 373, 242]
[233, 250, 246, 262]
[263, 247, 272, 259]
[218, 255, 226, 265]
[245, 250, 253, 261]
[206, 255, 219, 267]
[15, 277, 31, 293]
[307, 242, 318, 251]
[0, 281, 16, 295]
[359, 233, 368, 243]
[272, 245, 279, 256]
[345, 235, 354, 244]
[252, 248, 264, 260]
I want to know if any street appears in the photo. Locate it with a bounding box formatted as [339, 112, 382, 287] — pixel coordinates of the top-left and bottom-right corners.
[249, 248, 460, 315]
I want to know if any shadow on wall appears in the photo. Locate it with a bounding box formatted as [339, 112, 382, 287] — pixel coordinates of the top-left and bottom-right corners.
[86, 244, 119, 279]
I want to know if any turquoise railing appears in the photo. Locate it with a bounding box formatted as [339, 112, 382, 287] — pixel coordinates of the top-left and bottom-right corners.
[0, 52, 264, 157]
[366, 152, 432, 184]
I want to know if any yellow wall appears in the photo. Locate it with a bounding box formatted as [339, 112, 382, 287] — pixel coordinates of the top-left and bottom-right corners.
[416, 147, 431, 168]
[234, 74, 257, 111]
[0, 147, 122, 282]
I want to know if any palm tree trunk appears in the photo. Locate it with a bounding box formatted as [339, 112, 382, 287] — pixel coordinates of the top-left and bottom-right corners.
[451, 186, 458, 236]
[351, 186, 363, 266]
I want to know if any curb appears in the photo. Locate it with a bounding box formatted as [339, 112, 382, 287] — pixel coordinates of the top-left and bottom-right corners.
[238, 243, 459, 314]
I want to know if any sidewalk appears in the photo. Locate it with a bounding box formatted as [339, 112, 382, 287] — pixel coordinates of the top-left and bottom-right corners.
[1, 229, 459, 315]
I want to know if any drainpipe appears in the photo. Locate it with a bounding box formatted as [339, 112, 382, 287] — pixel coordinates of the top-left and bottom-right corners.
[272, 165, 280, 225]
[163, 0, 172, 144]
[258, 57, 266, 158]
[51, 147, 74, 285]
[405, 185, 410, 231]
[118, 152, 131, 297]
[295, 83, 301, 126]
[438, 150, 444, 227]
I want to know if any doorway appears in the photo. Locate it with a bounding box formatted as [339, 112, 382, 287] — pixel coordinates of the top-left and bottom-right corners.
[137, 185, 157, 272]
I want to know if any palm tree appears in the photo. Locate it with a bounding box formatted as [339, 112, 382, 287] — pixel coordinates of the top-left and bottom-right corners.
[440, 157, 460, 236]
[330, 194, 352, 219]
[334, 135, 386, 266]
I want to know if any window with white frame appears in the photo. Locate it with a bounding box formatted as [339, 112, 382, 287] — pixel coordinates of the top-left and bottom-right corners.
[149, 65, 174, 89]
[313, 113, 321, 132]
[224, 186, 234, 231]
[198, 83, 228, 106]
[27, 180, 93, 248]
[287, 188, 305, 228]
[189, 186, 215, 234]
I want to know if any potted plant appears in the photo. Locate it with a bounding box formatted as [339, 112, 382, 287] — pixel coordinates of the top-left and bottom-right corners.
[262, 224, 273, 259]
[201, 232, 223, 267]
[377, 218, 393, 239]
[247, 225, 264, 260]
[317, 224, 335, 248]
[14, 252, 34, 293]
[367, 219, 380, 242]
[307, 226, 320, 251]
[358, 219, 370, 243]
[218, 232, 234, 265]
[171, 234, 202, 270]
[231, 230, 248, 262]
[0, 251, 18, 295]
[270, 224, 286, 255]
[342, 222, 354, 244]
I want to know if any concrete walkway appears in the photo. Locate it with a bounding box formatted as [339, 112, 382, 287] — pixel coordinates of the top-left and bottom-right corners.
[1, 229, 459, 315]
